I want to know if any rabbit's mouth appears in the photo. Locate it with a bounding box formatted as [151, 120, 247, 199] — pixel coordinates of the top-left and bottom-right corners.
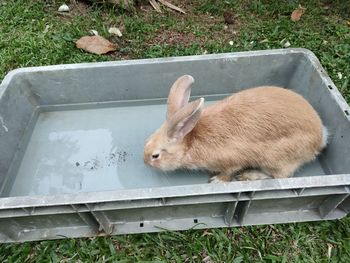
[144, 158, 179, 172]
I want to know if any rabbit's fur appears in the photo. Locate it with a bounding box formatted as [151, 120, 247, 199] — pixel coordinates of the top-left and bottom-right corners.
[144, 75, 327, 182]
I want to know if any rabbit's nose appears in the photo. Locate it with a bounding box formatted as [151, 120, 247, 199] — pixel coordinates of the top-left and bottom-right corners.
[143, 153, 151, 166]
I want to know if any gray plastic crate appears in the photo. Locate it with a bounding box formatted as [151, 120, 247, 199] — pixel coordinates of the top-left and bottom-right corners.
[0, 48, 349, 243]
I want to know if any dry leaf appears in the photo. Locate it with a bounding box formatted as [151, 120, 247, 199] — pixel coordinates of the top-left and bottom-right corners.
[201, 229, 213, 237]
[280, 38, 291, 48]
[43, 25, 50, 34]
[203, 255, 214, 263]
[76, 36, 117, 55]
[58, 4, 70, 12]
[283, 40, 291, 48]
[89, 29, 99, 36]
[158, 0, 185, 14]
[108, 27, 123, 37]
[149, 0, 162, 12]
[327, 244, 333, 258]
[291, 5, 305, 22]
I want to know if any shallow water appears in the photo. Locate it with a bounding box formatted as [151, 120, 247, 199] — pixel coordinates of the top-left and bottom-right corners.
[9, 104, 210, 197]
[8, 100, 326, 197]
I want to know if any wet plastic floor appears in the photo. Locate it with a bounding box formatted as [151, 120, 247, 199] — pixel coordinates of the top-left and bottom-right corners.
[9, 103, 326, 197]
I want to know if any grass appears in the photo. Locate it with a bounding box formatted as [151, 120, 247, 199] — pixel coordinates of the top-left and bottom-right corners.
[1, 218, 350, 262]
[0, 0, 350, 262]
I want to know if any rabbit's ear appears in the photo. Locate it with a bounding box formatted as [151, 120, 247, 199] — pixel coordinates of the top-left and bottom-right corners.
[167, 98, 204, 140]
[167, 75, 194, 121]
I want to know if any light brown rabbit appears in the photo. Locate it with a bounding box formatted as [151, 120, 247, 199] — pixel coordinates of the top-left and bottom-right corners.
[144, 75, 328, 182]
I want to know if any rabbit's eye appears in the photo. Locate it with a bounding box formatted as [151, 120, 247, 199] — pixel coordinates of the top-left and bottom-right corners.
[152, 153, 160, 159]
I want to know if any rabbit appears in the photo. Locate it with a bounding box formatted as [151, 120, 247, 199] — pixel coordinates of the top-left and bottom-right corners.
[144, 75, 328, 183]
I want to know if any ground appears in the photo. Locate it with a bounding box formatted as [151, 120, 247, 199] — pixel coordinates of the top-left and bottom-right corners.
[0, 0, 350, 262]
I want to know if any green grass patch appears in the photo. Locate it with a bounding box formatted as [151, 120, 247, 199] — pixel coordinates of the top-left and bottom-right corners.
[1, 218, 350, 262]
